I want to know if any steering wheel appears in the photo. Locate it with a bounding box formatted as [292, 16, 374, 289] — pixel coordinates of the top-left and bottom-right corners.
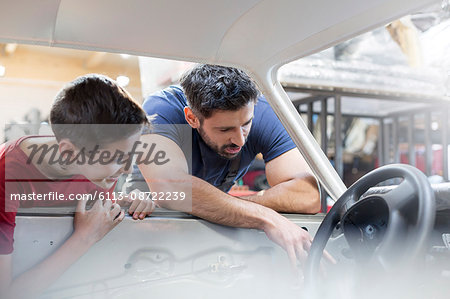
[305, 164, 436, 283]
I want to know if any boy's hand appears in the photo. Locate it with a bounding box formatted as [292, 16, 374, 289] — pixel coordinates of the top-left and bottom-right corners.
[73, 198, 124, 244]
[118, 189, 156, 220]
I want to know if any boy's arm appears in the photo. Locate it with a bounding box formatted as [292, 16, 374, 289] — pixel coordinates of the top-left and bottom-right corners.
[0, 233, 94, 299]
[138, 134, 313, 267]
[0, 199, 124, 299]
[240, 148, 321, 213]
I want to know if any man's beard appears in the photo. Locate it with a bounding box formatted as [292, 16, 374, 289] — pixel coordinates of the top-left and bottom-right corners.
[197, 126, 244, 160]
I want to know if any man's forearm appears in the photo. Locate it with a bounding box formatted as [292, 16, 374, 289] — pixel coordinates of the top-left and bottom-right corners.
[152, 174, 279, 231]
[240, 176, 320, 214]
[191, 176, 279, 229]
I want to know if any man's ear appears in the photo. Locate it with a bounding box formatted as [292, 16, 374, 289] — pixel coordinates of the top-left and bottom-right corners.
[184, 107, 200, 129]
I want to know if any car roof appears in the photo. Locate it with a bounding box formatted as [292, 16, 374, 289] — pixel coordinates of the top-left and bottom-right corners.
[0, 0, 437, 74]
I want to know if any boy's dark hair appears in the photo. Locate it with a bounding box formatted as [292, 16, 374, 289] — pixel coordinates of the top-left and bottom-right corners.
[180, 64, 259, 119]
[50, 74, 148, 147]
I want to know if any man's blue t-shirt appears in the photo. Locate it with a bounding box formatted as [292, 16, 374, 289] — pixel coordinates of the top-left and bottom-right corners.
[141, 86, 296, 191]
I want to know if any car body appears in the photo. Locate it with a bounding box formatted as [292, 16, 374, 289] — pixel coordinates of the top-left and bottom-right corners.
[0, 0, 448, 298]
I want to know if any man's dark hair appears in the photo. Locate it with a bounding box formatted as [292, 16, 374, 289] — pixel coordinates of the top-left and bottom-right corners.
[180, 64, 259, 119]
[50, 74, 149, 148]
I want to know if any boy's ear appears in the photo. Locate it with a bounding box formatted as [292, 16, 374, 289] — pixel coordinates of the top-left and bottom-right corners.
[184, 107, 201, 129]
[58, 139, 77, 156]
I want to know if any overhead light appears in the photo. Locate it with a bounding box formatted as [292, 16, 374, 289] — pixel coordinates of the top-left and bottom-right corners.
[0, 65, 5, 77]
[4, 43, 18, 56]
[116, 75, 130, 87]
[120, 54, 130, 59]
[431, 121, 439, 131]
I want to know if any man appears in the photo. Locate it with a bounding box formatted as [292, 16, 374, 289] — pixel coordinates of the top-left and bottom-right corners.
[131, 64, 320, 266]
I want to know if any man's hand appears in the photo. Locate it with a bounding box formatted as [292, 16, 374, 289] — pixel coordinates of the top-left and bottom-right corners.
[262, 212, 336, 272]
[262, 212, 312, 270]
[117, 189, 156, 220]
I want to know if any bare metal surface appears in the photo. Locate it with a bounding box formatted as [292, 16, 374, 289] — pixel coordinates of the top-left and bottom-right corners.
[12, 214, 342, 299]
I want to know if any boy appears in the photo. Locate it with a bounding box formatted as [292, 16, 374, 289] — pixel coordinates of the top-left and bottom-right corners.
[0, 74, 152, 298]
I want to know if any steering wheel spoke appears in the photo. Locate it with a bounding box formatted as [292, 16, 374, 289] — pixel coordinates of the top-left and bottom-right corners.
[380, 179, 416, 212]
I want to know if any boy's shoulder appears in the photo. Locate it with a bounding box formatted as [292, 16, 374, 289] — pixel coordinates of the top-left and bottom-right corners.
[1, 136, 55, 163]
[1, 137, 28, 163]
[17, 136, 56, 160]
